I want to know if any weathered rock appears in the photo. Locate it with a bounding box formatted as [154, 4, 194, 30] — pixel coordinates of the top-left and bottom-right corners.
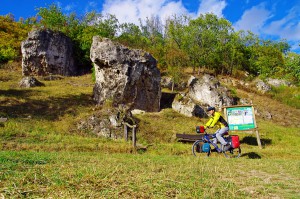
[161, 76, 173, 89]
[266, 78, 291, 87]
[172, 93, 206, 117]
[255, 79, 271, 93]
[42, 75, 64, 81]
[19, 76, 44, 88]
[21, 29, 79, 76]
[90, 37, 161, 112]
[161, 76, 187, 91]
[77, 105, 136, 139]
[188, 74, 235, 108]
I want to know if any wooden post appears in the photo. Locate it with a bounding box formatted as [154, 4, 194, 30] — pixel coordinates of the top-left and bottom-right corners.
[255, 129, 262, 149]
[251, 106, 262, 148]
[123, 122, 137, 148]
[132, 126, 136, 148]
[124, 123, 128, 141]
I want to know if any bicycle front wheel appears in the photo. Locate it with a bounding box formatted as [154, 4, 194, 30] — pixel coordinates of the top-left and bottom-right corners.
[223, 147, 241, 158]
[192, 140, 211, 157]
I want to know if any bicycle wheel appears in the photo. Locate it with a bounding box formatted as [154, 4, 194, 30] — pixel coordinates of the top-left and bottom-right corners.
[223, 147, 241, 158]
[192, 140, 211, 157]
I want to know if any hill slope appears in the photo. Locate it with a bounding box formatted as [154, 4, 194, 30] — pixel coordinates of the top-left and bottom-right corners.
[0, 66, 300, 198]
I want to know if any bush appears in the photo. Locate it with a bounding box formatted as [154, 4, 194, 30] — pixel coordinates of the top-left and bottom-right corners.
[0, 47, 18, 63]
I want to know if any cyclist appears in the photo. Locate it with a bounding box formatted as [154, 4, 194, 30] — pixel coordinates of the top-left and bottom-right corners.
[204, 106, 230, 152]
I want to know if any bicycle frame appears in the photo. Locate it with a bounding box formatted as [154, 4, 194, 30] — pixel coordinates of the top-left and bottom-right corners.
[202, 133, 221, 151]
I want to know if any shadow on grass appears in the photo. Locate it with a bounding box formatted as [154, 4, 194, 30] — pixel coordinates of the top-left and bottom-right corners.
[241, 136, 272, 146]
[0, 89, 94, 121]
[241, 152, 261, 159]
[0, 89, 42, 98]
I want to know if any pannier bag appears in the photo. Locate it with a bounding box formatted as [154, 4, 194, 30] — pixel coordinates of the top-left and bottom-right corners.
[196, 126, 205, 133]
[230, 135, 240, 148]
[196, 126, 200, 133]
[202, 143, 210, 152]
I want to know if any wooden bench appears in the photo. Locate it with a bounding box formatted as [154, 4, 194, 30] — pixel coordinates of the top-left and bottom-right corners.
[176, 133, 204, 142]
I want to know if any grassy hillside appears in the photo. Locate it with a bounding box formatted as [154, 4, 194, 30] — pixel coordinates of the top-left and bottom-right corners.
[0, 65, 299, 198]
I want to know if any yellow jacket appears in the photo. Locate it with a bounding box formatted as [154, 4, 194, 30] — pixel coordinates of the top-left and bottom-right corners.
[205, 112, 228, 129]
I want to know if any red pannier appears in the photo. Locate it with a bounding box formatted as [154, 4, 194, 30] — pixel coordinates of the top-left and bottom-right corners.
[196, 126, 205, 133]
[230, 135, 240, 148]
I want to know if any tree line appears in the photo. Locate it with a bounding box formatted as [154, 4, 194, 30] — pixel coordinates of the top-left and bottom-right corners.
[0, 4, 299, 85]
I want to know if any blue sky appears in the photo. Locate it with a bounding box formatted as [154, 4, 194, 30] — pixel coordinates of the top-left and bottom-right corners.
[1, 0, 300, 52]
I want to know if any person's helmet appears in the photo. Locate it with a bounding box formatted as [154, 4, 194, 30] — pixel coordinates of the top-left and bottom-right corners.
[207, 107, 215, 112]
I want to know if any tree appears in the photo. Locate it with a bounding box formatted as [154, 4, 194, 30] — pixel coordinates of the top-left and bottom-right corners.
[37, 4, 67, 31]
[117, 23, 148, 49]
[164, 15, 190, 71]
[284, 52, 300, 84]
[185, 14, 233, 75]
[0, 15, 32, 64]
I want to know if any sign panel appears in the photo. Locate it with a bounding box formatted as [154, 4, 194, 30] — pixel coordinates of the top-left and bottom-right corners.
[225, 106, 256, 130]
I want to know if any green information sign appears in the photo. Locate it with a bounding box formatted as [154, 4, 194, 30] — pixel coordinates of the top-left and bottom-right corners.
[225, 106, 256, 131]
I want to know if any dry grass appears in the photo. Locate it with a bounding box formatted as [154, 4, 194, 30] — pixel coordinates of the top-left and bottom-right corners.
[0, 65, 300, 198]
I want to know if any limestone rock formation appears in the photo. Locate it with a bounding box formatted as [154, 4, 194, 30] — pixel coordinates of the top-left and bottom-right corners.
[19, 76, 44, 88]
[90, 37, 161, 112]
[172, 93, 206, 118]
[188, 74, 235, 108]
[21, 29, 79, 76]
[255, 79, 271, 93]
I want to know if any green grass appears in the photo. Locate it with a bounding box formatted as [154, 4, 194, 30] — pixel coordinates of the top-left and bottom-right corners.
[0, 67, 300, 198]
[270, 85, 300, 109]
[0, 151, 299, 198]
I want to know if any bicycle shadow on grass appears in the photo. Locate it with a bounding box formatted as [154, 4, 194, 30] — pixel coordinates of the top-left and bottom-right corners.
[241, 152, 261, 159]
[241, 136, 272, 146]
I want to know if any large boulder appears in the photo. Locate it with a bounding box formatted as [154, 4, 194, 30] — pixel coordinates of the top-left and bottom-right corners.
[21, 29, 79, 76]
[188, 74, 235, 108]
[172, 93, 206, 117]
[90, 37, 161, 112]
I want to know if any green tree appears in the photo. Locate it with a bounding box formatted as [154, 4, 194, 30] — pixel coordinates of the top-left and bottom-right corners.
[0, 15, 32, 64]
[164, 15, 190, 71]
[37, 4, 67, 31]
[284, 52, 300, 84]
[117, 23, 149, 50]
[186, 14, 233, 75]
[139, 16, 165, 68]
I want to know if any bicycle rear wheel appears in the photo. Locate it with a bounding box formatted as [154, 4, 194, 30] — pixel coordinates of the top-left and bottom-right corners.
[223, 147, 241, 158]
[192, 140, 211, 157]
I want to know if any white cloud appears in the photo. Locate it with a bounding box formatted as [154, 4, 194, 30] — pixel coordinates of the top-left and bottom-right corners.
[197, 0, 227, 18]
[233, 3, 272, 34]
[234, 4, 300, 52]
[84, 1, 98, 13]
[101, 0, 228, 26]
[102, 0, 189, 25]
[263, 6, 300, 41]
[64, 3, 76, 12]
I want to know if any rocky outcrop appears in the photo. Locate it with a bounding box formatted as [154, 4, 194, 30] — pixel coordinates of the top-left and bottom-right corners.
[90, 37, 161, 112]
[19, 76, 44, 88]
[188, 74, 235, 108]
[172, 93, 206, 117]
[77, 105, 136, 139]
[266, 78, 291, 87]
[255, 79, 271, 93]
[21, 29, 79, 76]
